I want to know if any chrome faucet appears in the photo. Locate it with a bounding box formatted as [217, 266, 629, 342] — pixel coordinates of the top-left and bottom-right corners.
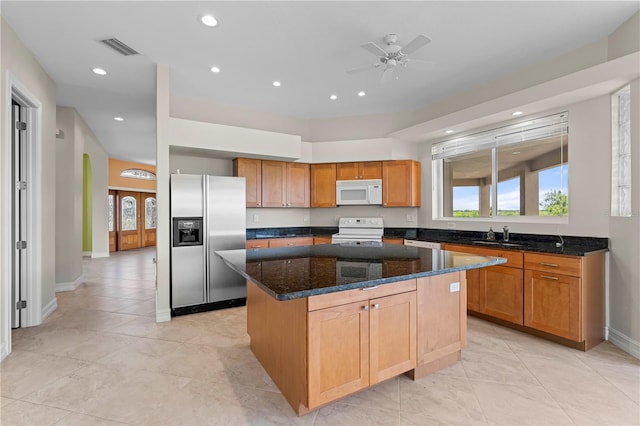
[487, 227, 495, 240]
[503, 226, 510, 242]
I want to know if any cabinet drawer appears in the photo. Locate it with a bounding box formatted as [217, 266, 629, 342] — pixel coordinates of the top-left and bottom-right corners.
[524, 252, 581, 277]
[246, 239, 268, 249]
[443, 244, 523, 268]
[308, 279, 417, 311]
[268, 237, 314, 248]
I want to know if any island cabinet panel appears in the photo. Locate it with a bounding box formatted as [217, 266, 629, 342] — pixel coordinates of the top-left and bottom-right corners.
[410, 272, 467, 379]
[382, 160, 421, 207]
[233, 158, 262, 207]
[308, 300, 370, 408]
[310, 163, 337, 207]
[336, 161, 382, 180]
[480, 265, 524, 325]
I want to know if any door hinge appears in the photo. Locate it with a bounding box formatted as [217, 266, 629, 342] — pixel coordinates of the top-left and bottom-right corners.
[15, 181, 27, 190]
[16, 241, 27, 250]
[16, 121, 26, 131]
[16, 300, 26, 310]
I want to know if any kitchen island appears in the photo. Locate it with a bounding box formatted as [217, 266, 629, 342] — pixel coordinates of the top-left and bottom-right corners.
[217, 243, 505, 415]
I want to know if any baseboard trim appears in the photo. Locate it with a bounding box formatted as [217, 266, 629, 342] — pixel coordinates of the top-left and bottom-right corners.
[55, 275, 83, 293]
[41, 297, 58, 321]
[91, 252, 109, 259]
[608, 327, 640, 360]
[156, 308, 171, 323]
[82, 251, 92, 257]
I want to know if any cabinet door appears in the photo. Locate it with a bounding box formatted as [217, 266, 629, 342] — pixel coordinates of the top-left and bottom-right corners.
[360, 162, 382, 179]
[311, 164, 337, 207]
[313, 236, 333, 245]
[268, 237, 313, 248]
[286, 163, 310, 207]
[480, 265, 523, 325]
[524, 270, 581, 342]
[466, 268, 481, 313]
[382, 237, 404, 245]
[261, 160, 287, 207]
[382, 160, 420, 207]
[369, 291, 416, 385]
[308, 301, 370, 408]
[233, 158, 262, 207]
[246, 239, 269, 249]
[336, 162, 360, 180]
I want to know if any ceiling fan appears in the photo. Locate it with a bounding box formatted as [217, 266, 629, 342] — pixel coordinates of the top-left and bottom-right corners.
[347, 33, 435, 83]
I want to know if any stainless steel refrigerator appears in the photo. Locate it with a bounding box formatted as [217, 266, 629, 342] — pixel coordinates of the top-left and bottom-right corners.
[170, 174, 246, 315]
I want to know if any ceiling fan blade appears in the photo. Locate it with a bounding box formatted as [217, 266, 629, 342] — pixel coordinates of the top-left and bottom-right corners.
[346, 63, 380, 75]
[380, 66, 396, 84]
[360, 42, 387, 57]
[400, 34, 432, 55]
[403, 58, 436, 71]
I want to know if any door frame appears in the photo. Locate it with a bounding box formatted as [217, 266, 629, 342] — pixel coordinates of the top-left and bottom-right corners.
[109, 187, 156, 252]
[2, 72, 44, 360]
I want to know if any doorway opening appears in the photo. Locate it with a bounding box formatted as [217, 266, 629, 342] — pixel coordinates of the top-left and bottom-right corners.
[109, 190, 157, 252]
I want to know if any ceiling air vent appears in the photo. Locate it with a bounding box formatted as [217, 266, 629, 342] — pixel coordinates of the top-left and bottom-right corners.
[99, 37, 140, 56]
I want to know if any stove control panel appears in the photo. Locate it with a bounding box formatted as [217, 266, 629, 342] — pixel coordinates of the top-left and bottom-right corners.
[338, 217, 384, 228]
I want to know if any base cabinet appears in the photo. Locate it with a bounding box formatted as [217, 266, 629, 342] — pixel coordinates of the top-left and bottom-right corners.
[480, 266, 523, 325]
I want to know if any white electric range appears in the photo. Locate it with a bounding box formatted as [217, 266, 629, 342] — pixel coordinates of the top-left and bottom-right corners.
[331, 217, 384, 244]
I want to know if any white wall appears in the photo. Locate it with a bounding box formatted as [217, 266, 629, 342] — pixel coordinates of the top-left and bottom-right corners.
[77, 111, 109, 258]
[54, 107, 83, 290]
[1, 17, 57, 359]
[608, 78, 640, 357]
[169, 152, 232, 176]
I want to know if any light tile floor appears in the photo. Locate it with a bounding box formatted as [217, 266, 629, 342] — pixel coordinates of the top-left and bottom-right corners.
[2, 247, 639, 425]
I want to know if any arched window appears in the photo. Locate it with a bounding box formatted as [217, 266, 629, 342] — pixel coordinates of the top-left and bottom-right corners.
[120, 169, 156, 180]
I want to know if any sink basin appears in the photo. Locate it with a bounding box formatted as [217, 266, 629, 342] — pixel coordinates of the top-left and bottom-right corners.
[472, 240, 523, 248]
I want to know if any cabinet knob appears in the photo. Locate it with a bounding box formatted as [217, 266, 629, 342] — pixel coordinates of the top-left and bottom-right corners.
[363, 305, 369, 311]
[257, 202, 261, 206]
[373, 303, 379, 310]
[282, 203, 285, 206]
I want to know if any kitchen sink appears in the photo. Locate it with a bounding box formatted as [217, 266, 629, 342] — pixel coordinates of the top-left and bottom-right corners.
[472, 240, 524, 248]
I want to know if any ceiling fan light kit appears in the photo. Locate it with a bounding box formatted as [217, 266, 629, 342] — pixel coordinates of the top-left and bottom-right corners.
[347, 33, 435, 82]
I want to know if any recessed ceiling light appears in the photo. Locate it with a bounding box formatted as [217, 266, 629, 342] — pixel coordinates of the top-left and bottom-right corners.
[210, 66, 220, 73]
[114, 117, 124, 121]
[358, 91, 366, 97]
[92, 68, 107, 75]
[201, 15, 218, 27]
[512, 111, 523, 116]
[329, 94, 337, 100]
[445, 130, 454, 134]
[272, 81, 281, 87]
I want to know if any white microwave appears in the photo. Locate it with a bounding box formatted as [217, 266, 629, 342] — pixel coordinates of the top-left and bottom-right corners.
[336, 179, 383, 205]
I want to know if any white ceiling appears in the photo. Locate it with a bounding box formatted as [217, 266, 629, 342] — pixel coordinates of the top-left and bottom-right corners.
[2, 1, 639, 165]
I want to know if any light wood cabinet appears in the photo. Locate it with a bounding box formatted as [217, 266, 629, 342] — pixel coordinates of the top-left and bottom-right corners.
[246, 239, 268, 249]
[382, 160, 421, 207]
[233, 158, 262, 207]
[308, 289, 416, 408]
[336, 162, 382, 180]
[442, 244, 523, 325]
[382, 237, 404, 245]
[313, 236, 332, 245]
[310, 164, 337, 208]
[247, 236, 314, 249]
[235, 159, 309, 208]
[524, 251, 604, 349]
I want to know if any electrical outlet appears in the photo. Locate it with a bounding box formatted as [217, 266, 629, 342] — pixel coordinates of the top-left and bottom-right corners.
[450, 282, 460, 293]
[253, 214, 259, 223]
[303, 215, 309, 223]
[447, 222, 456, 230]
[406, 214, 415, 222]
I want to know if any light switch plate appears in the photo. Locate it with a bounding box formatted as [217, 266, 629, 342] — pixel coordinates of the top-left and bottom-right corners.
[253, 214, 259, 223]
[450, 282, 460, 293]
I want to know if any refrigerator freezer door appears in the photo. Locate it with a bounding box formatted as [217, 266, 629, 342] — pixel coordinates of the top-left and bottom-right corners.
[170, 174, 204, 218]
[207, 176, 247, 302]
[171, 245, 206, 308]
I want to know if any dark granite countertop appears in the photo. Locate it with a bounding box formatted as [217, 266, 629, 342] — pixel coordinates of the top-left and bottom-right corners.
[216, 243, 506, 301]
[246, 227, 608, 256]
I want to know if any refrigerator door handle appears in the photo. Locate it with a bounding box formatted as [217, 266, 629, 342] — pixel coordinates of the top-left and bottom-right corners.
[203, 175, 209, 303]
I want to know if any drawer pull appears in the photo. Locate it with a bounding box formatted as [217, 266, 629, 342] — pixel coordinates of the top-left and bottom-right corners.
[362, 286, 379, 291]
[540, 262, 559, 267]
[363, 305, 369, 311]
[373, 303, 380, 310]
[540, 275, 559, 280]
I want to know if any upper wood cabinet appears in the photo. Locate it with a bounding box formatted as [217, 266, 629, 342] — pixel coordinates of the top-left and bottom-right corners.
[337, 162, 382, 180]
[310, 163, 337, 208]
[233, 158, 262, 207]
[262, 161, 310, 208]
[382, 160, 421, 207]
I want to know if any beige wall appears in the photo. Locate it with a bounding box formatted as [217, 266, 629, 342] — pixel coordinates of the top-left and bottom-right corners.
[1, 17, 57, 358]
[54, 107, 83, 289]
[109, 158, 156, 191]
